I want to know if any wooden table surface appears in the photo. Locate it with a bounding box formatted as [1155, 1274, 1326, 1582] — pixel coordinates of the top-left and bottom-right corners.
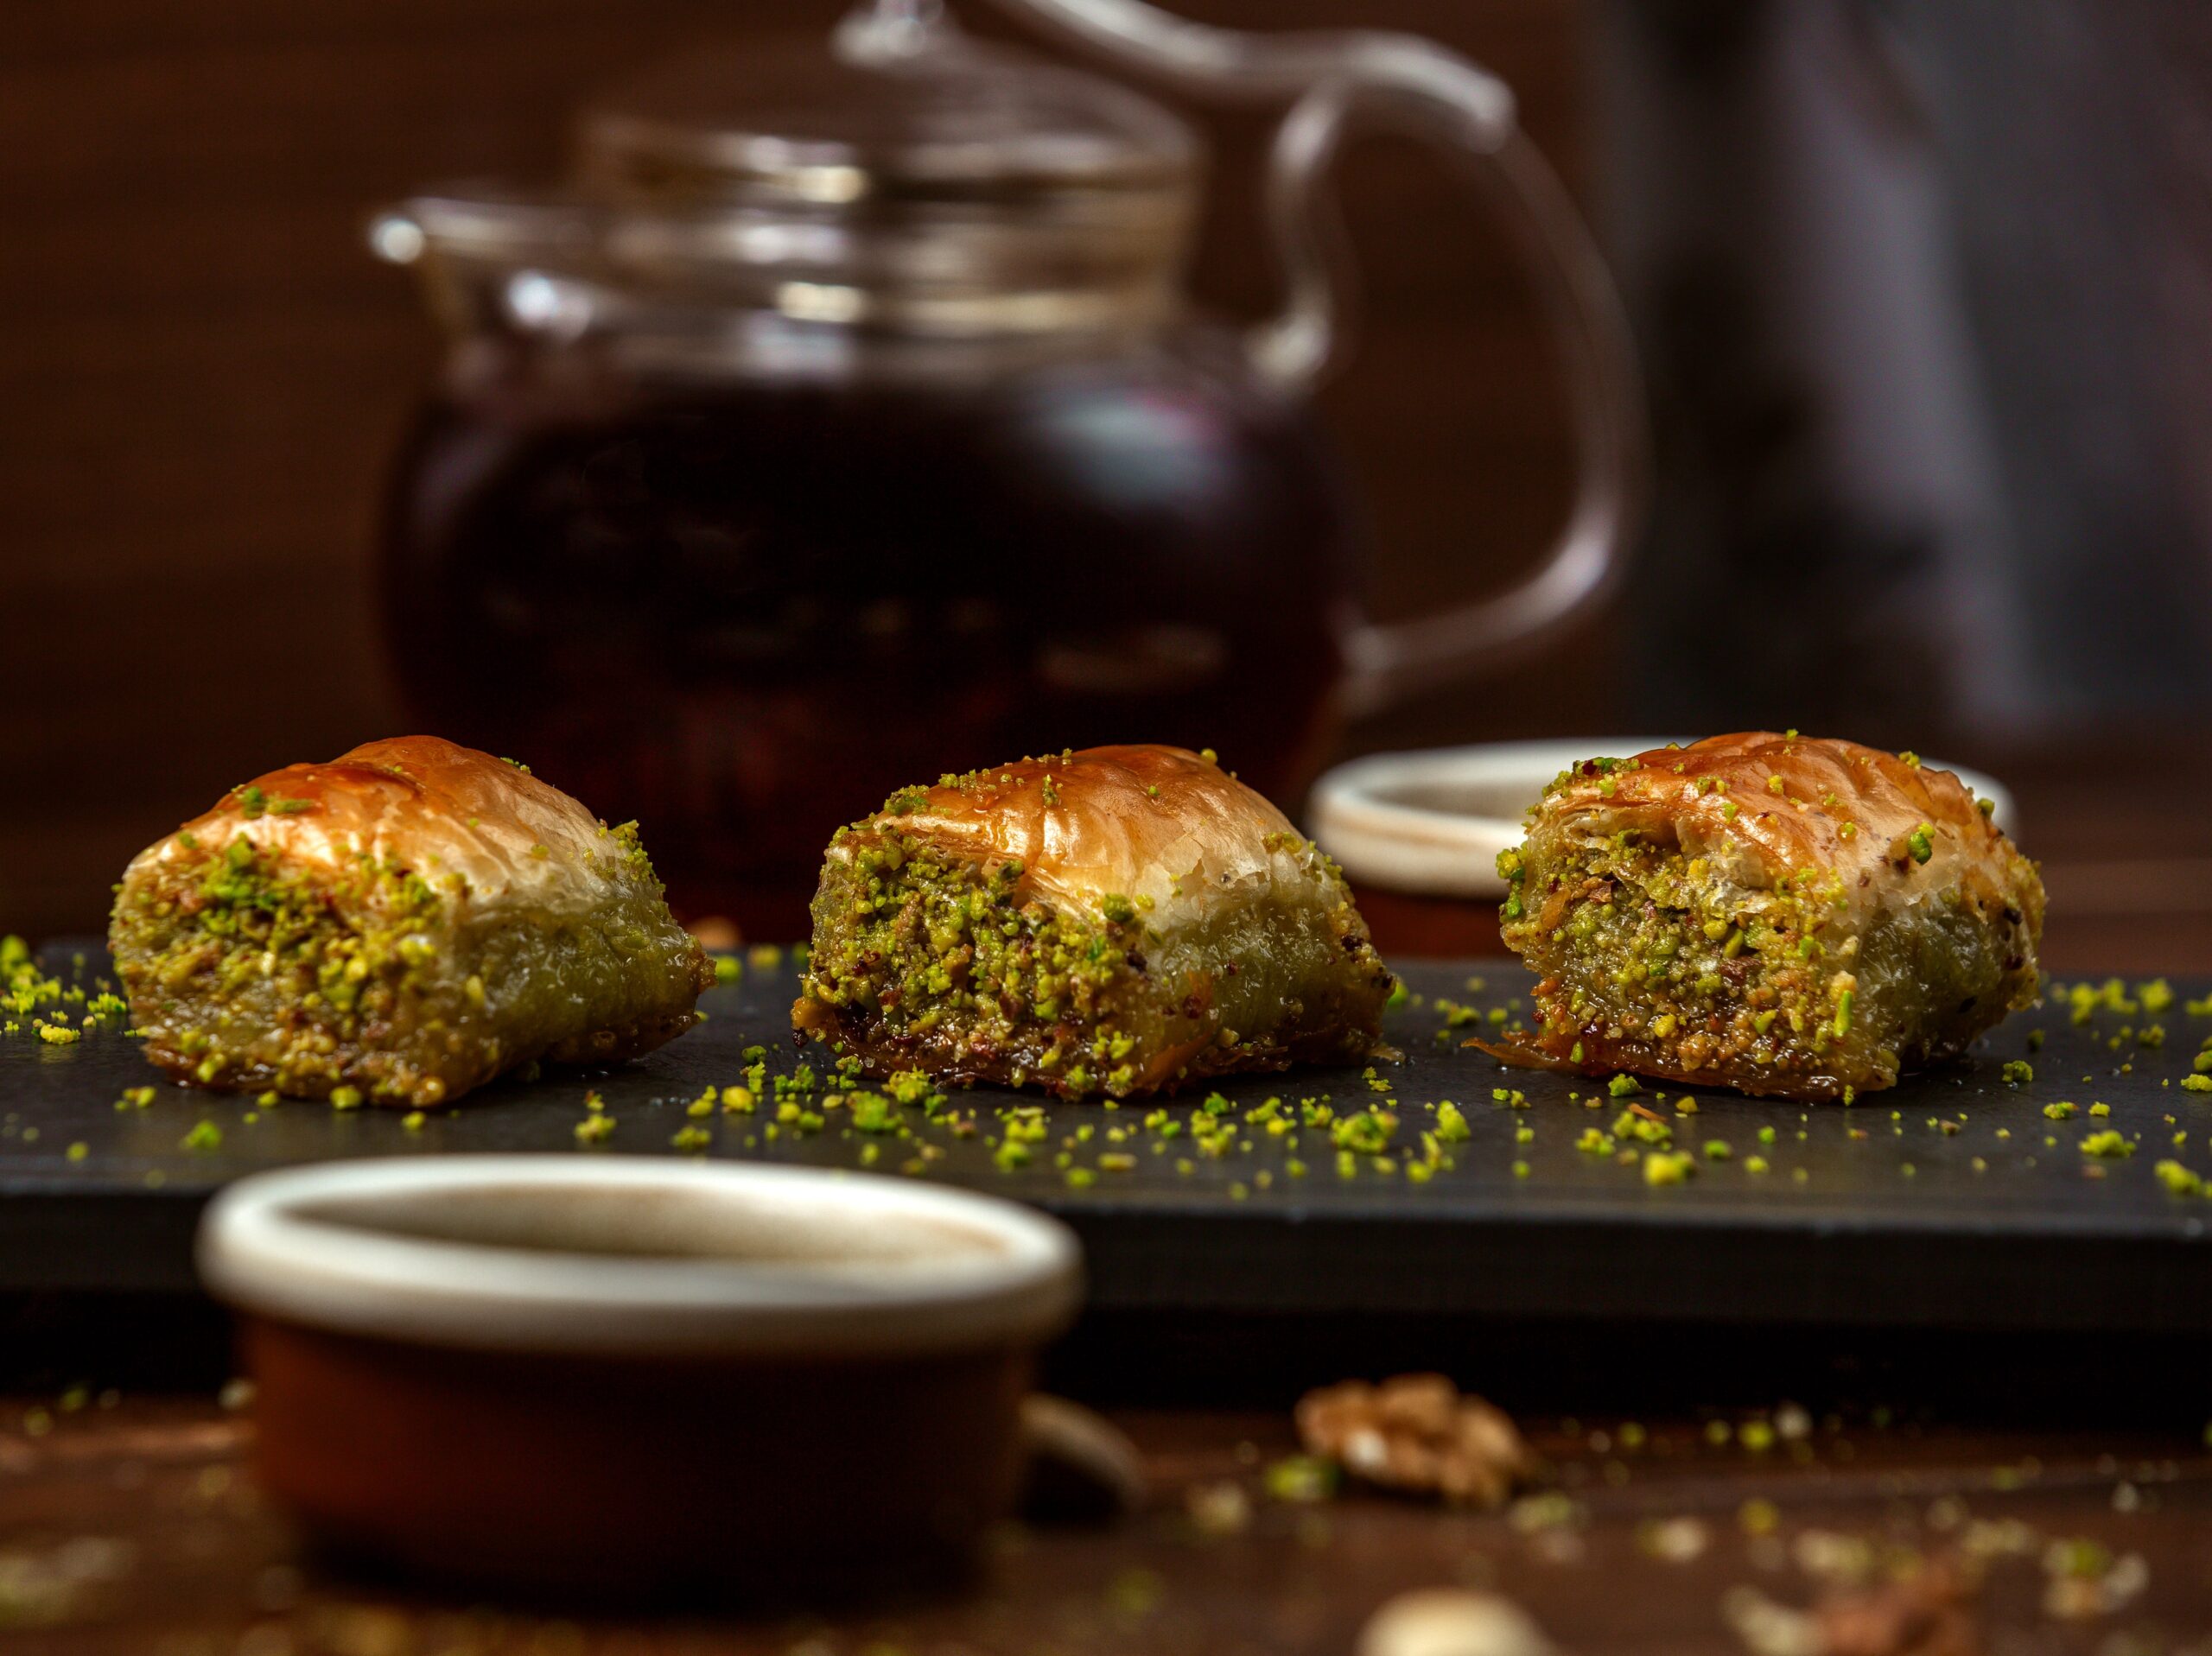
[3, 1393, 2208, 1653]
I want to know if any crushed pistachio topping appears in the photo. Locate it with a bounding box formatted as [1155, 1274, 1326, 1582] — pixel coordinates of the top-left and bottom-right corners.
[1491, 742, 2041, 1101]
[792, 764, 1390, 1101]
[108, 803, 702, 1107]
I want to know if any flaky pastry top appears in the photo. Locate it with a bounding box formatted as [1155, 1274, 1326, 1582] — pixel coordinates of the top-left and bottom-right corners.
[842, 745, 1324, 923]
[1530, 733, 2027, 914]
[121, 736, 645, 910]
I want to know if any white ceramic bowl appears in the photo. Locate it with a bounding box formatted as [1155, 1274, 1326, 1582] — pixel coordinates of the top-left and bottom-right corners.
[198, 1157, 1084, 1602]
[1309, 739, 2017, 900]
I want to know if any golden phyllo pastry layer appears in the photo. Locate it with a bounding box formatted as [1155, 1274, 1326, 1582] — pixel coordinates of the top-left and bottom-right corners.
[1484, 733, 2044, 1101]
[111, 736, 713, 1107]
[794, 745, 1395, 1100]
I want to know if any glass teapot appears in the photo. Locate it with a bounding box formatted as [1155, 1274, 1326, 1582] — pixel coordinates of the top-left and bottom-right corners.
[373, 0, 1642, 936]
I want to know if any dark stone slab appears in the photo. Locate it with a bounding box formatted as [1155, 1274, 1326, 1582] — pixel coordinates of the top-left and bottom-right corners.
[4, 945, 2207, 1354]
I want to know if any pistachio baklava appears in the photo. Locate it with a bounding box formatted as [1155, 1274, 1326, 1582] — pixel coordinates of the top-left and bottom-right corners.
[1479, 733, 2044, 1101]
[111, 736, 713, 1106]
[793, 745, 1395, 1099]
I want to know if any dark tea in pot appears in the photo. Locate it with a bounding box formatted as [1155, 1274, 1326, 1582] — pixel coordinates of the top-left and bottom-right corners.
[372, 3, 1638, 936]
[383, 342, 1353, 936]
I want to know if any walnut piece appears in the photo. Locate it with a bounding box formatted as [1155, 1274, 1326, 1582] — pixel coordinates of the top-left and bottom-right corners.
[1296, 1374, 1534, 1507]
[1725, 1558, 1978, 1656]
[1816, 1560, 1976, 1656]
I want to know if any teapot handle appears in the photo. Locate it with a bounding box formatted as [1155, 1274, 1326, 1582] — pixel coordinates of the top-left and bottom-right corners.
[985, 0, 1647, 715]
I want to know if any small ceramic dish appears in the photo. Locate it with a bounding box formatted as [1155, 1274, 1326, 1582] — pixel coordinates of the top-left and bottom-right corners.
[1310, 739, 2016, 900]
[198, 1157, 1082, 1604]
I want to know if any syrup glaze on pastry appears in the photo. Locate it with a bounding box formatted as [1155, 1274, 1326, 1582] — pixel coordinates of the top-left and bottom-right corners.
[1478, 733, 2044, 1101]
[793, 745, 1395, 1100]
[111, 736, 713, 1106]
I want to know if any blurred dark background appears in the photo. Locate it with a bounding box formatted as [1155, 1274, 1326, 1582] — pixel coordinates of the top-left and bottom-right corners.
[8, 0, 2212, 964]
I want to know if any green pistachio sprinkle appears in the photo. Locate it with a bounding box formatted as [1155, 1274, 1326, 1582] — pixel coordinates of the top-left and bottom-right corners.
[2155, 1160, 2203, 1196]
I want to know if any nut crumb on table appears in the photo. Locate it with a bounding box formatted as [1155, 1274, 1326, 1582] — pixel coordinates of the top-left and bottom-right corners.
[1298, 1374, 1535, 1507]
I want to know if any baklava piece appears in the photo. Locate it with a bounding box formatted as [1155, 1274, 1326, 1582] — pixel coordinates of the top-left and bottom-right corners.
[793, 745, 1395, 1099]
[111, 736, 713, 1106]
[1478, 733, 2043, 1101]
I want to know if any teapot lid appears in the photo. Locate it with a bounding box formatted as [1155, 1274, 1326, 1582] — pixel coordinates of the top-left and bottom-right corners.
[578, 5, 1198, 207]
[377, 3, 1202, 354]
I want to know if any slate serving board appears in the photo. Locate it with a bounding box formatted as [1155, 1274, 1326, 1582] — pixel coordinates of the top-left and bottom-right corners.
[3, 943, 2209, 1340]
